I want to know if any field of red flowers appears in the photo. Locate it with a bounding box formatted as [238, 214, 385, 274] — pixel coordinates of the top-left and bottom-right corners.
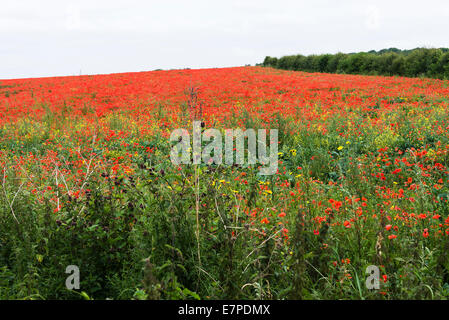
[1, 66, 449, 299]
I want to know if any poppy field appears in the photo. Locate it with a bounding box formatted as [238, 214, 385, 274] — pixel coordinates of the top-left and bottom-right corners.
[1, 66, 449, 299]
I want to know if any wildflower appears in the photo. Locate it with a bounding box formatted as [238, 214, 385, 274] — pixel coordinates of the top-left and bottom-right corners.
[330, 199, 343, 210]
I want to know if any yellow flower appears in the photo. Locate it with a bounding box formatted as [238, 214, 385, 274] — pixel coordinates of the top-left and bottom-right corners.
[337, 146, 343, 151]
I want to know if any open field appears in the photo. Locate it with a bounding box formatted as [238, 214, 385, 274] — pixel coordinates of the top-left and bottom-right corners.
[1, 66, 449, 299]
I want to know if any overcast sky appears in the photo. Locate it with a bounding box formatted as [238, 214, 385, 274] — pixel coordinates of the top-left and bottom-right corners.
[1, 0, 448, 79]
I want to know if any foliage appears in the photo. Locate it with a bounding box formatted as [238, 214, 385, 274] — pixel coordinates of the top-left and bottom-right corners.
[263, 48, 449, 79]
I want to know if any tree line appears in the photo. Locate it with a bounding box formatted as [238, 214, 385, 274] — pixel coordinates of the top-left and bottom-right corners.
[261, 48, 449, 79]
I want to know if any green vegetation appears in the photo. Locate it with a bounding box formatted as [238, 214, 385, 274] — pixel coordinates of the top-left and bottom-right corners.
[262, 48, 449, 79]
[2, 105, 449, 300]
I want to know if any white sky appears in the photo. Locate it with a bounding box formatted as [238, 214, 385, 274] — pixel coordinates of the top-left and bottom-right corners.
[1, 0, 448, 79]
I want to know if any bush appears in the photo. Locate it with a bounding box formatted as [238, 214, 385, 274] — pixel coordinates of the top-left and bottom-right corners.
[262, 48, 449, 79]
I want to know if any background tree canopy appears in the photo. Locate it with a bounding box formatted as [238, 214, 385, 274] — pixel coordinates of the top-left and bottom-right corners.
[261, 48, 449, 79]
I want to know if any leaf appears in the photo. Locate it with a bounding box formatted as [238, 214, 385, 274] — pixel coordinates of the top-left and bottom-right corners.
[80, 291, 91, 300]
